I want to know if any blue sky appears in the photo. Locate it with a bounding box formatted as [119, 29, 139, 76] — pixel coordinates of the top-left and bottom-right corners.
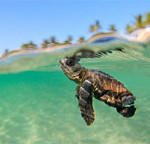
[0, 0, 150, 54]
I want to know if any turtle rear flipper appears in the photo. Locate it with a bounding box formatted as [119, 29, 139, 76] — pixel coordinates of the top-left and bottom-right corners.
[121, 95, 136, 107]
[116, 105, 136, 118]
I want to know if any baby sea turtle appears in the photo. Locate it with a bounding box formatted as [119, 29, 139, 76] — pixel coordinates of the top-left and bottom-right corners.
[59, 57, 136, 125]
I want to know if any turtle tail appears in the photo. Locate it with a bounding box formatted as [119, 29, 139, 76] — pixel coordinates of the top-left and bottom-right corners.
[116, 105, 136, 118]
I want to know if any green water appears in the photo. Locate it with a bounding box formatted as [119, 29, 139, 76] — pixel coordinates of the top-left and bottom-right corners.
[0, 41, 150, 144]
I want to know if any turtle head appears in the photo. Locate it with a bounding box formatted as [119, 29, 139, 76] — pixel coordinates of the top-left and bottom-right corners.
[59, 57, 82, 81]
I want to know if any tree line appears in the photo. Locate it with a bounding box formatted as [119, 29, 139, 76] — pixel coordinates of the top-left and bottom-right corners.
[3, 12, 150, 54]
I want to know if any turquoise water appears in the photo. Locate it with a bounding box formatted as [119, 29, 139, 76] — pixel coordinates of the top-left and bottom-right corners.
[0, 41, 150, 144]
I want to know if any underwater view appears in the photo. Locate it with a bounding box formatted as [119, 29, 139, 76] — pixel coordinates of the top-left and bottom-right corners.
[0, 40, 150, 144]
[1, 1, 150, 144]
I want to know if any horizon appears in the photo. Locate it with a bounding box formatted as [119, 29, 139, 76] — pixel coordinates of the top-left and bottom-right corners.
[0, 1, 150, 55]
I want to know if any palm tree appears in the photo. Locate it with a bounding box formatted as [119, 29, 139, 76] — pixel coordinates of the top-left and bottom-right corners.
[126, 24, 133, 33]
[135, 15, 144, 28]
[41, 39, 49, 49]
[68, 35, 73, 42]
[109, 24, 117, 32]
[89, 20, 101, 33]
[78, 36, 85, 44]
[4, 49, 9, 54]
[90, 25, 96, 33]
[28, 41, 37, 49]
[50, 36, 57, 44]
[64, 35, 73, 44]
[21, 44, 29, 49]
[2, 48, 9, 56]
[146, 12, 150, 25]
[21, 41, 37, 50]
[95, 20, 100, 31]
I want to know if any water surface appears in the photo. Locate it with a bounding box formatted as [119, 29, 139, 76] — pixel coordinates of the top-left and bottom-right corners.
[0, 40, 150, 144]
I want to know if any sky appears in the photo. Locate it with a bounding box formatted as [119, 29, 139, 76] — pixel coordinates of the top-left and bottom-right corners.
[0, 0, 150, 55]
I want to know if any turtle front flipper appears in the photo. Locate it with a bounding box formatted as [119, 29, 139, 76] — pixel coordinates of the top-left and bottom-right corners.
[77, 80, 95, 125]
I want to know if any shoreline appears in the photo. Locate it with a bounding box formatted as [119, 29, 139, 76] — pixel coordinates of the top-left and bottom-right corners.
[0, 43, 74, 61]
[1, 28, 150, 61]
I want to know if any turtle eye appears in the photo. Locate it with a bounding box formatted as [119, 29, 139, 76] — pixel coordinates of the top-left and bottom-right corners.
[66, 59, 75, 66]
